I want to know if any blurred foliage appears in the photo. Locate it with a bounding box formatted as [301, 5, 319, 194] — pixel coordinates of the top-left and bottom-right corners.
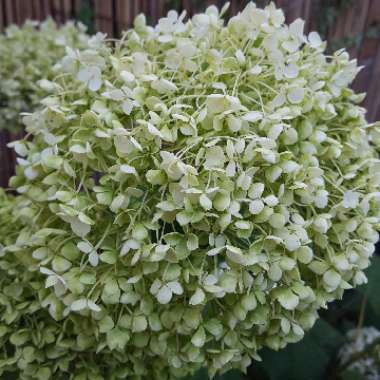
[317, 0, 380, 53]
[329, 23, 380, 52]
[317, 0, 355, 40]
[77, 0, 95, 34]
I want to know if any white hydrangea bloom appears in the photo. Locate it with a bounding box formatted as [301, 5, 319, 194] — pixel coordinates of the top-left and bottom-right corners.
[2, 2, 380, 379]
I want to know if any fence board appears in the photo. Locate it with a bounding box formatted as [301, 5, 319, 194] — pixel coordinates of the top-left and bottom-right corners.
[31, 0, 41, 20]
[51, 0, 62, 22]
[365, 45, 380, 122]
[347, 0, 370, 58]
[301, 0, 313, 32]
[0, 0, 4, 31]
[149, 0, 164, 24]
[115, 0, 136, 33]
[13, 0, 21, 24]
[307, 0, 322, 32]
[40, 0, 51, 20]
[181, 0, 194, 15]
[277, 0, 303, 23]
[73, 0, 81, 15]
[3, 0, 14, 25]
[328, 5, 347, 43]
[94, 0, 113, 35]
[19, 0, 33, 23]
[61, 0, 73, 21]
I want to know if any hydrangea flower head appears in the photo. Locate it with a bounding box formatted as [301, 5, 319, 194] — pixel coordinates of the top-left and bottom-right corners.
[2, 2, 380, 379]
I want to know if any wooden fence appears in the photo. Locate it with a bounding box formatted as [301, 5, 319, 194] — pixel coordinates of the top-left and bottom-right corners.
[0, 0, 380, 187]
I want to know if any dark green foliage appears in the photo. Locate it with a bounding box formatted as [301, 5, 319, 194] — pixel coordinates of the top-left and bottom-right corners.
[77, 0, 95, 34]
[254, 320, 344, 380]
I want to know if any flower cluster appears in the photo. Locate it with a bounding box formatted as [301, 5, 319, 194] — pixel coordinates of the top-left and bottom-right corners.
[2, 2, 380, 379]
[339, 327, 380, 380]
[0, 18, 89, 131]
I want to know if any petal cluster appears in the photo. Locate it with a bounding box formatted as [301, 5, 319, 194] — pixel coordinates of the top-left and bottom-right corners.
[0, 19, 89, 130]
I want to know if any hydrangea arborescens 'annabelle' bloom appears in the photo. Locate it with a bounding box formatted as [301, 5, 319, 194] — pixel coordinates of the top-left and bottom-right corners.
[3, 2, 380, 379]
[0, 19, 89, 131]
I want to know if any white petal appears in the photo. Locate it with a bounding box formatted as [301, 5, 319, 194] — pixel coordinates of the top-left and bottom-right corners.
[122, 100, 134, 115]
[343, 190, 360, 209]
[227, 116, 242, 132]
[102, 89, 124, 100]
[248, 183, 265, 199]
[242, 111, 263, 123]
[204, 275, 218, 286]
[167, 281, 183, 295]
[150, 279, 162, 295]
[24, 166, 38, 180]
[268, 124, 284, 140]
[263, 195, 278, 207]
[308, 31, 322, 48]
[235, 220, 251, 230]
[226, 245, 247, 265]
[157, 285, 172, 304]
[151, 78, 178, 93]
[77, 68, 91, 82]
[204, 146, 226, 169]
[226, 161, 236, 177]
[287, 87, 305, 104]
[289, 19, 305, 40]
[296, 246, 313, 264]
[89, 76, 102, 92]
[206, 94, 227, 114]
[283, 63, 299, 79]
[249, 200, 264, 215]
[323, 269, 341, 289]
[77, 241, 93, 253]
[277, 289, 299, 310]
[235, 49, 246, 64]
[40, 267, 55, 276]
[284, 234, 301, 251]
[249, 65, 262, 75]
[189, 288, 205, 305]
[120, 70, 135, 83]
[147, 123, 163, 138]
[87, 300, 101, 312]
[207, 247, 224, 256]
[71, 219, 91, 237]
[71, 299, 87, 311]
[70, 144, 87, 154]
[200, 194, 212, 210]
[120, 164, 137, 175]
[315, 190, 329, 208]
[46, 275, 58, 288]
[191, 327, 206, 347]
[89, 251, 99, 267]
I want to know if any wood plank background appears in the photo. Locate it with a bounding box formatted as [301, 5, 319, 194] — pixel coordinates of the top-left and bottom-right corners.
[0, 0, 379, 188]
